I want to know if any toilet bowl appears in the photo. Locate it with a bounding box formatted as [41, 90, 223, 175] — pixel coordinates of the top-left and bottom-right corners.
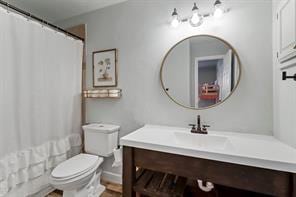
[49, 123, 120, 197]
[50, 154, 105, 197]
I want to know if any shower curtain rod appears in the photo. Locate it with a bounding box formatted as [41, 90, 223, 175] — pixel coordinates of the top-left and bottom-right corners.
[0, 0, 84, 41]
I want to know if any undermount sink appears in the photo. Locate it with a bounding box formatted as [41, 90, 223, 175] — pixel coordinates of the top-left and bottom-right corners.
[174, 132, 233, 151]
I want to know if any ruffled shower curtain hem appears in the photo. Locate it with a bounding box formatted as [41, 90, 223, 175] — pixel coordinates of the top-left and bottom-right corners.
[0, 134, 81, 196]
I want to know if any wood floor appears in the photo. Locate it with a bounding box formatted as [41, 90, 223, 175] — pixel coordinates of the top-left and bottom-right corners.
[47, 179, 270, 197]
[47, 180, 122, 197]
[47, 190, 121, 197]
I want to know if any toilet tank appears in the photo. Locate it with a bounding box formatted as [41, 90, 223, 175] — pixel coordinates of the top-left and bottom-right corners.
[82, 123, 120, 157]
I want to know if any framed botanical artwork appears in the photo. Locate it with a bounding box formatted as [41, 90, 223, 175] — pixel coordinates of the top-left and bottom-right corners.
[93, 49, 118, 87]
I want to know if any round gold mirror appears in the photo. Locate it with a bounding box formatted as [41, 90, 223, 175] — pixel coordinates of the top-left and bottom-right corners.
[160, 35, 241, 110]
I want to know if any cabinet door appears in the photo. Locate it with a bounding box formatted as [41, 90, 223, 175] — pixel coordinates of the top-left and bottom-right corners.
[277, 66, 296, 147]
[278, 0, 296, 62]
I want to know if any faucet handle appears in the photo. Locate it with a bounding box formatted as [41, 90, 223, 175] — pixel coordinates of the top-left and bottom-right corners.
[202, 125, 210, 132]
[189, 123, 196, 127]
[189, 124, 197, 131]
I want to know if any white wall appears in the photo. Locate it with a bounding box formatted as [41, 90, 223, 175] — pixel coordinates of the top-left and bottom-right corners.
[57, 0, 273, 180]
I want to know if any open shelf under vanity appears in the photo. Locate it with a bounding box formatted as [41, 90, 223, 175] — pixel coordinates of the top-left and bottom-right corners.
[134, 169, 187, 197]
[134, 168, 272, 197]
[124, 147, 295, 197]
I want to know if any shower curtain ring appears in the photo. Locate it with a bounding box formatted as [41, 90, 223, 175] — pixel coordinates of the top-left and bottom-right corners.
[6, 3, 10, 13]
[26, 14, 30, 21]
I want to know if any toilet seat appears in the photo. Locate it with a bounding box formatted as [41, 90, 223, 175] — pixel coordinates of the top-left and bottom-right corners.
[51, 154, 103, 181]
[50, 154, 103, 191]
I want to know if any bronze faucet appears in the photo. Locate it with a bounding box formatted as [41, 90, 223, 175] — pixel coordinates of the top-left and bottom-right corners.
[189, 115, 209, 134]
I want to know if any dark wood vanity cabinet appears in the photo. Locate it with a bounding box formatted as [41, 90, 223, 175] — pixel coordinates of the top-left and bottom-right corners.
[123, 146, 296, 197]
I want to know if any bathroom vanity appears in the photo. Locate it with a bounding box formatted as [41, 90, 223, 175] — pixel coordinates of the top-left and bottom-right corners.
[120, 125, 296, 197]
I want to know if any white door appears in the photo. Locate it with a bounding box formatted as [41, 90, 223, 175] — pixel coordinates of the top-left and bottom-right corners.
[194, 60, 199, 108]
[277, 0, 296, 62]
[220, 50, 232, 100]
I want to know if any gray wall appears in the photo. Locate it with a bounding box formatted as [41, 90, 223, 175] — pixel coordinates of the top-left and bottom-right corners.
[57, 0, 273, 178]
[162, 40, 190, 106]
[190, 38, 229, 58]
[198, 65, 217, 84]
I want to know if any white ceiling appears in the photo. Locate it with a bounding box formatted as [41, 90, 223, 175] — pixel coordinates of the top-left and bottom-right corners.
[7, 0, 127, 22]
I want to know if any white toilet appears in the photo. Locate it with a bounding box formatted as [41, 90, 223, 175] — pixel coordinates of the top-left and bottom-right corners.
[50, 123, 120, 197]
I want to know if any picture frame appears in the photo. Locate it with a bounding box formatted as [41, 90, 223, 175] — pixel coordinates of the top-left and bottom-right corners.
[92, 49, 118, 87]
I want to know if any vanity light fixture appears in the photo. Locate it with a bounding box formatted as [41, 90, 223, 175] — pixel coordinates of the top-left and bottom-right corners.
[171, 8, 180, 28]
[213, 0, 224, 18]
[170, 1, 228, 28]
[189, 3, 203, 27]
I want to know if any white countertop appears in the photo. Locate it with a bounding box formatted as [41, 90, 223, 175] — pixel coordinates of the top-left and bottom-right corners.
[120, 124, 296, 173]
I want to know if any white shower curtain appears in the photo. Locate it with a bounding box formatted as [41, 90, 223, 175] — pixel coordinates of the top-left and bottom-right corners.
[0, 6, 83, 197]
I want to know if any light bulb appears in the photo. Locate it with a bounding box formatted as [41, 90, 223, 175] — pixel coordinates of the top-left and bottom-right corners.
[189, 3, 203, 27]
[191, 13, 200, 24]
[214, 7, 223, 18]
[213, 0, 224, 18]
[171, 16, 180, 28]
[171, 8, 180, 28]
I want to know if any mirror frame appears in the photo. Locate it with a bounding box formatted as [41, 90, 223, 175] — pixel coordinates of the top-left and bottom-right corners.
[160, 34, 242, 110]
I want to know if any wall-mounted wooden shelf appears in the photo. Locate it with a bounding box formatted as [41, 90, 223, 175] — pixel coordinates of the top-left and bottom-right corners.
[83, 88, 122, 98]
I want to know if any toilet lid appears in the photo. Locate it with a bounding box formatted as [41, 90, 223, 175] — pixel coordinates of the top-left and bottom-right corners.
[51, 154, 100, 179]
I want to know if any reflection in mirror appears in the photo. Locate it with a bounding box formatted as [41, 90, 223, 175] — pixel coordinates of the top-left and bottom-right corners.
[161, 35, 241, 109]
